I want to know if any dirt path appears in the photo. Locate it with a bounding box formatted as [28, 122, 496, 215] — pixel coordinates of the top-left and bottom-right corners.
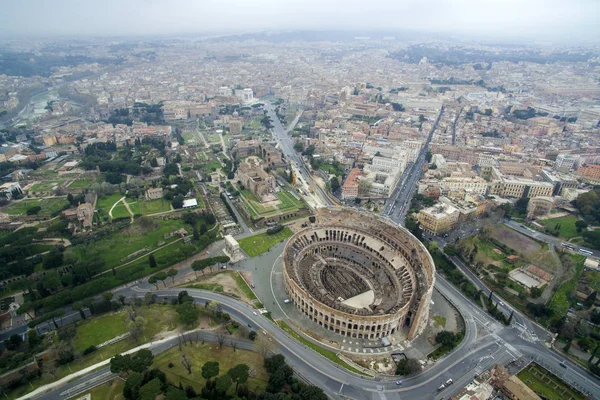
[108, 197, 134, 222]
[108, 197, 125, 219]
[122, 199, 134, 223]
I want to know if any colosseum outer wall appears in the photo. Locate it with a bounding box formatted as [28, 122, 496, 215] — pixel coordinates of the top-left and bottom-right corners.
[282, 207, 436, 342]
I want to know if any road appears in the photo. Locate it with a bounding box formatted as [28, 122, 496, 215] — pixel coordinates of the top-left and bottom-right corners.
[451, 107, 462, 146]
[264, 102, 335, 207]
[25, 262, 600, 400]
[505, 220, 600, 258]
[384, 106, 444, 223]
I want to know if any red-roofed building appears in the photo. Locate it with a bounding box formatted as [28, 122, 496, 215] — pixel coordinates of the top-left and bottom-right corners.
[342, 168, 361, 199]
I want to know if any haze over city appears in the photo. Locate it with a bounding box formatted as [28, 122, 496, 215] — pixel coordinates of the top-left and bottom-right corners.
[0, 1, 600, 400]
[1, 0, 599, 42]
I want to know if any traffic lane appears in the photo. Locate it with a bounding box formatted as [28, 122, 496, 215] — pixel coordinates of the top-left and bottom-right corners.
[152, 288, 490, 394]
[505, 221, 600, 258]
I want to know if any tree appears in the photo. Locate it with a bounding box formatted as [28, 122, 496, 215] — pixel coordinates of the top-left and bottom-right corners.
[123, 372, 144, 400]
[167, 268, 178, 285]
[110, 349, 153, 375]
[330, 176, 340, 193]
[514, 197, 530, 216]
[148, 275, 159, 290]
[217, 332, 226, 349]
[576, 220, 589, 233]
[118, 294, 126, 305]
[215, 374, 232, 395]
[177, 302, 199, 326]
[128, 317, 145, 342]
[202, 361, 220, 381]
[435, 331, 458, 347]
[248, 330, 257, 341]
[149, 254, 157, 268]
[228, 363, 249, 391]
[395, 358, 411, 375]
[264, 354, 287, 374]
[139, 378, 162, 400]
[181, 354, 193, 374]
[172, 195, 184, 209]
[154, 271, 168, 287]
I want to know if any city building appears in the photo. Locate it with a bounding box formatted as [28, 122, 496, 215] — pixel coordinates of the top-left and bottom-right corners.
[553, 154, 579, 173]
[236, 156, 276, 202]
[342, 168, 361, 199]
[418, 203, 459, 236]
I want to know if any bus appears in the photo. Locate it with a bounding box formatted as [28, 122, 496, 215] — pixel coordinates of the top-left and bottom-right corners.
[578, 249, 593, 256]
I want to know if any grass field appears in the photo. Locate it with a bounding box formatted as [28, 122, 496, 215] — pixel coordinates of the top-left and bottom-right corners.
[68, 178, 95, 189]
[66, 218, 189, 270]
[231, 272, 258, 301]
[2, 198, 68, 216]
[187, 282, 224, 292]
[539, 215, 580, 239]
[73, 311, 128, 352]
[238, 227, 293, 257]
[68, 379, 124, 400]
[517, 363, 585, 400]
[153, 344, 269, 393]
[277, 321, 368, 376]
[29, 180, 65, 192]
[127, 198, 172, 215]
[239, 190, 304, 219]
[110, 201, 131, 219]
[96, 193, 124, 215]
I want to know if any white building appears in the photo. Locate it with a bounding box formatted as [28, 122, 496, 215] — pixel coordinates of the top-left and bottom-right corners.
[554, 154, 579, 173]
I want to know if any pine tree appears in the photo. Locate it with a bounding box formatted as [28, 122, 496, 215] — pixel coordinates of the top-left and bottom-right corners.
[149, 254, 157, 268]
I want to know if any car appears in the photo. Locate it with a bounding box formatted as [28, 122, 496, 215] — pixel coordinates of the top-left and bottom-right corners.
[445, 379, 453, 385]
[251, 283, 255, 288]
[395, 380, 403, 385]
[559, 362, 567, 368]
[252, 311, 258, 316]
[247, 324, 252, 327]
[437, 384, 446, 391]
[499, 301, 505, 306]
[263, 330, 268, 335]
[283, 299, 291, 304]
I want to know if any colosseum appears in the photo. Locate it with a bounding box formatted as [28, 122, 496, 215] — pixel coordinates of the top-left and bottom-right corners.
[283, 207, 436, 341]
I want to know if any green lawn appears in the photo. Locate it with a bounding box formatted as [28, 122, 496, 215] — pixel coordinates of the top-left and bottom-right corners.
[110, 201, 131, 219]
[153, 344, 269, 393]
[539, 215, 580, 239]
[277, 321, 368, 376]
[2, 198, 68, 216]
[231, 271, 258, 301]
[238, 227, 293, 257]
[187, 282, 224, 292]
[96, 193, 125, 216]
[276, 190, 305, 212]
[182, 131, 196, 142]
[73, 311, 128, 351]
[66, 218, 189, 270]
[29, 180, 65, 192]
[517, 363, 585, 400]
[127, 198, 172, 216]
[68, 178, 95, 189]
[239, 190, 304, 219]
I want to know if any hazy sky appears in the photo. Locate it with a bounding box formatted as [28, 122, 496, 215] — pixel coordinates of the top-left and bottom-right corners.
[2, 0, 599, 42]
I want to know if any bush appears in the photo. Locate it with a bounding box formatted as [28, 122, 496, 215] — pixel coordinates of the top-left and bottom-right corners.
[27, 206, 42, 215]
[248, 331, 257, 341]
[83, 345, 97, 355]
[267, 225, 284, 235]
